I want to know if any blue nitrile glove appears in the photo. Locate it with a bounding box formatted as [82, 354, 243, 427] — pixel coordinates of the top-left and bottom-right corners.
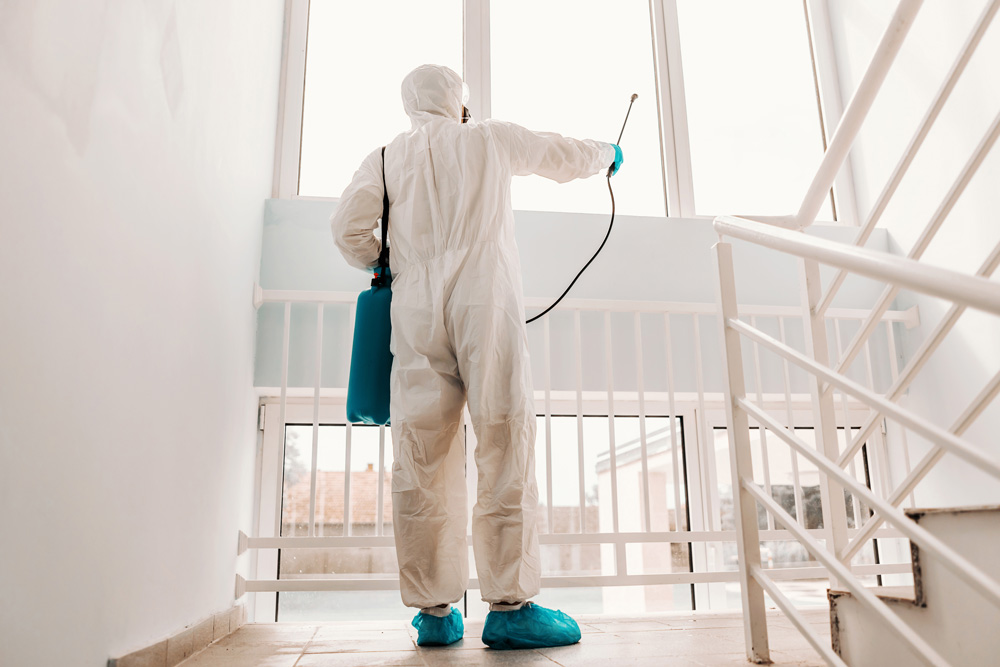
[610, 143, 624, 176]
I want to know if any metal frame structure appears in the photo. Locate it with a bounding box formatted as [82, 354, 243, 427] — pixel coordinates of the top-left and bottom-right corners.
[712, 1, 1000, 662]
[270, 0, 847, 221]
[240, 288, 915, 623]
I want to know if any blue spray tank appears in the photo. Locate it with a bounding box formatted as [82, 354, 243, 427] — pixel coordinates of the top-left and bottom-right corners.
[345, 147, 393, 425]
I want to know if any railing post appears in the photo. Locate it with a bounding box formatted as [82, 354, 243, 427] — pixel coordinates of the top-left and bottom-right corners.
[799, 258, 850, 582]
[713, 242, 770, 663]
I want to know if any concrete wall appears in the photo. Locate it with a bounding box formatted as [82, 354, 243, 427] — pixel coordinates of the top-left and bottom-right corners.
[825, 0, 1000, 505]
[0, 1, 283, 665]
[255, 199, 895, 398]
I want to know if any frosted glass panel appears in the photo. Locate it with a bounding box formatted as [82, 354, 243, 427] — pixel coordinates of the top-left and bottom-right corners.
[676, 0, 833, 219]
[491, 0, 665, 217]
[298, 0, 462, 197]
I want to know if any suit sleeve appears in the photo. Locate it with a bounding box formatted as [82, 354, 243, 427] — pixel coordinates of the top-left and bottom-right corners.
[490, 120, 616, 183]
[330, 149, 385, 272]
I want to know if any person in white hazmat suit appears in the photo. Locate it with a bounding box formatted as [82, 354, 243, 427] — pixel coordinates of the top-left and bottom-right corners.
[332, 64, 622, 650]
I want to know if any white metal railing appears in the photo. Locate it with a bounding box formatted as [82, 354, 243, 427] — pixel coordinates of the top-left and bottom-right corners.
[712, 1, 1000, 662]
[714, 222, 1000, 665]
[240, 285, 916, 620]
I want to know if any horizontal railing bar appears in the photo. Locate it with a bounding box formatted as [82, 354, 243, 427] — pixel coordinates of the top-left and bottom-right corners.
[730, 318, 1000, 481]
[253, 283, 916, 323]
[256, 389, 865, 414]
[816, 0, 1000, 316]
[244, 563, 912, 593]
[750, 565, 848, 667]
[715, 216, 1000, 318]
[829, 106, 1000, 380]
[247, 573, 741, 592]
[839, 238, 1000, 466]
[247, 527, 906, 549]
[739, 396, 1000, 613]
[793, 0, 924, 230]
[841, 367, 1000, 561]
[742, 480, 947, 667]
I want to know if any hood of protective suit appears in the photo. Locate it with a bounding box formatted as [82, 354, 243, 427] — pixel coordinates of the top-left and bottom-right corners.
[401, 64, 469, 128]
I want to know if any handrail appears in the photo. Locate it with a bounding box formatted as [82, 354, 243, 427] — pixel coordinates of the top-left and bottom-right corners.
[715, 216, 1000, 317]
[790, 0, 924, 230]
[838, 238, 1000, 464]
[739, 396, 1000, 612]
[743, 482, 948, 666]
[827, 107, 1000, 380]
[729, 317, 1000, 482]
[712, 1, 1000, 663]
[816, 0, 1000, 315]
[253, 283, 919, 324]
[840, 368, 1000, 561]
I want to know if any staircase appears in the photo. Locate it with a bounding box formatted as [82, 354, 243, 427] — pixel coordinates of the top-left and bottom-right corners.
[709, 0, 1000, 663]
[829, 506, 1000, 666]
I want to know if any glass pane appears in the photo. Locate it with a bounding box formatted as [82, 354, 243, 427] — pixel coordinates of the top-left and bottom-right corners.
[278, 590, 413, 622]
[676, 0, 833, 219]
[491, 0, 665, 216]
[281, 425, 392, 537]
[298, 0, 463, 197]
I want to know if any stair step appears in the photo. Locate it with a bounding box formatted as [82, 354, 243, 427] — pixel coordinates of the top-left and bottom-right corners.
[829, 505, 1000, 665]
[829, 585, 917, 605]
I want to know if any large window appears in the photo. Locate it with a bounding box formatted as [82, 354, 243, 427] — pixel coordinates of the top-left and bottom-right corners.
[281, 2, 844, 219]
[297, 0, 463, 197]
[491, 0, 664, 216]
[675, 0, 833, 218]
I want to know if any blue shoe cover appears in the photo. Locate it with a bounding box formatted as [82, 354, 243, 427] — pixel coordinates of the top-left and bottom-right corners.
[482, 602, 581, 650]
[411, 607, 464, 646]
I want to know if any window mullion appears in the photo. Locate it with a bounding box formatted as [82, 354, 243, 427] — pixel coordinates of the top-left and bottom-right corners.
[649, 0, 696, 218]
[463, 0, 491, 120]
[275, 0, 311, 198]
[805, 0, 860, 226]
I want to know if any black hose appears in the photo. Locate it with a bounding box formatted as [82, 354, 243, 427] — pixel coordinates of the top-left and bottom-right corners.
[526, 175, 616, 324]
[526, 94, 635, 325]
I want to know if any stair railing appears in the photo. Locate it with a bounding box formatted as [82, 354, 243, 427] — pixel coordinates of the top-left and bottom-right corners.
[714, 0, 1000, 663]
[714, 222, 1000, 666]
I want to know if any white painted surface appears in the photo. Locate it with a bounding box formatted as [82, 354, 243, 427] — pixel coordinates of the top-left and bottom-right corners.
[832, 508, 1000, 666]
[825, 0, 1000, 506]
[255, 200, 896, 395]
[0, 2, 283, 665]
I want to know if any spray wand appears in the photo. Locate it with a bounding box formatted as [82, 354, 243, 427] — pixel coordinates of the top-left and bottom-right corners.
[526, 93, 638, 324]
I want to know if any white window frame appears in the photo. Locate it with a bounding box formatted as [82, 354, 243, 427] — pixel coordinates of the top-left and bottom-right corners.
[271, 0, 857, 222]
[250, 391, 885, 621]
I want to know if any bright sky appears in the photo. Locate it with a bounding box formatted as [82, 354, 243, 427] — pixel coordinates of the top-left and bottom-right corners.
[296, 0, 831, 220]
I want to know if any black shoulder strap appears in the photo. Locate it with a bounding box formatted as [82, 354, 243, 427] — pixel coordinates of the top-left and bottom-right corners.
[379, 146, 390, 270]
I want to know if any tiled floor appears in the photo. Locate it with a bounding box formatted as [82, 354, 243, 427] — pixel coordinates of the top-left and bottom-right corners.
[176, 609, 830, 666]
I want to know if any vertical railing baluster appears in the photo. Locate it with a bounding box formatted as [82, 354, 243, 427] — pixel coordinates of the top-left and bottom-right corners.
[543, 315, 554, 534]
[574, 310, 587, 533]
[778, 317, 806, 526]
[309, 303, 324, 537]
[344, 423, 352, 536]
[377, 425, 386, 537]
[693, 315, 717, 531]
[884, 320, 916, 507]
[604, 311, 624, 574]
[750, 315, 774, 530]
[800, 259, 850, 582]
[834, 320, 862, 528]
[862, 340, 890, 500]
[276, 301, 292, 537]
[714, 242, 770, 663]
[663, 313, 684, 531]
[634, 312, 652, 532]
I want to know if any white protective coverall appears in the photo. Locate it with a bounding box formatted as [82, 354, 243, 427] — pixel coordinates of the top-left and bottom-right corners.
[332, 64, 615, 609]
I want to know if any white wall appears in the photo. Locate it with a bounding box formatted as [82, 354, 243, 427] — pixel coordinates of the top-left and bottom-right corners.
[0, 2, 283, 665]
[825, 0, 1000, 505]
[255, 199, 896, 398]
